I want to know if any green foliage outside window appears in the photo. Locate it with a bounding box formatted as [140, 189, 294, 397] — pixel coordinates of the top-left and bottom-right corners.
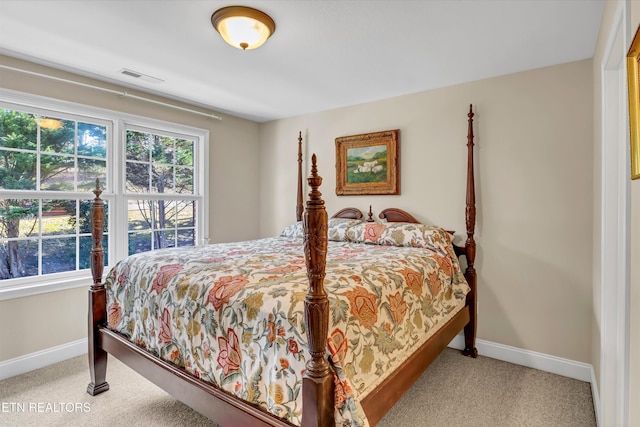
[0, 109, 107, 280]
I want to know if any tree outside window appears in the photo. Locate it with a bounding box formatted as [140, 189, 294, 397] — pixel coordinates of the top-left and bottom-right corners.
[125, 130, 196, 255]
[0, 104, 203, 287]
[0, 109, 107, 280]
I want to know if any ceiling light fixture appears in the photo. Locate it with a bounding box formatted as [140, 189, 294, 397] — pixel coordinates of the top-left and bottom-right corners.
[211, 6, 276, 50]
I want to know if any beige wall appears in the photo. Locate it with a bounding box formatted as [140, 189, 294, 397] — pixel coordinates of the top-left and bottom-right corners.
[0, 52, 600, 392]
[0, 55, 261, 361]
[260, 60, 594, 362]
[0, 288, 86, 359]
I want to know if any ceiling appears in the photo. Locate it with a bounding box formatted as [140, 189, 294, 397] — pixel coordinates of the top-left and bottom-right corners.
[0, 0, 605, 123]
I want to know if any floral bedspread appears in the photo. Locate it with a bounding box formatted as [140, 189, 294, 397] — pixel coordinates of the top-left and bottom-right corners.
[105, 228, 469, 426]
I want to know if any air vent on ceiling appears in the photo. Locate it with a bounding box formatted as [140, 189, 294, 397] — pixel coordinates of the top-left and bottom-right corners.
[119, 68, 164, 84]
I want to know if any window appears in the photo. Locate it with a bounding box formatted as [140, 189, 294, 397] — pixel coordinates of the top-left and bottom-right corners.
[0, 109, 109, 281]
[0, 93, 208, 299]
[124, 128, 198, 255]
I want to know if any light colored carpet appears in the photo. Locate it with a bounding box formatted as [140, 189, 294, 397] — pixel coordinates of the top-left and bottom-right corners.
[0, 348, 595, 426]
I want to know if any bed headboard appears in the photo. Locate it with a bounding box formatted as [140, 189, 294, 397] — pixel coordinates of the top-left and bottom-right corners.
[378, 208, 419, 223]
[331, 207, 363, 220]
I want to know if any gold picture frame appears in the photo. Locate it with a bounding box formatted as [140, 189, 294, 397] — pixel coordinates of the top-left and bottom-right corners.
[335, 129, 399, 195]
[626, 25, 640, 180]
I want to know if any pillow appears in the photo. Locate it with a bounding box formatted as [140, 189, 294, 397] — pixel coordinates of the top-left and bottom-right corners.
[281, 218, 364, 240]
[280, 221, 304, 238]
[347, 222, 453, 254]
[327, 218, 363, 241]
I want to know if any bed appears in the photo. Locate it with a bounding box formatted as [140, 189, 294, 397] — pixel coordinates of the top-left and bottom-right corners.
[87, 105, 478, 426]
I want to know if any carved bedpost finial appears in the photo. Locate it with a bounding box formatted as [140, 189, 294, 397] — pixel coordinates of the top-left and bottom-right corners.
[90, 178, 105, 287]
[302, 154, 334, 425]
[94, 178, 102, 198]
[367, 205, 375, 222]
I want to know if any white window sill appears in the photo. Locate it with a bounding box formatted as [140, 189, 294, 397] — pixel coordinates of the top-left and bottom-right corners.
[0, 272, 106, 301]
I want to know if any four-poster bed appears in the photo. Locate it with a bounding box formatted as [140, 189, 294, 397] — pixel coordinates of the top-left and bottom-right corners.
[87, 105, 478, 426]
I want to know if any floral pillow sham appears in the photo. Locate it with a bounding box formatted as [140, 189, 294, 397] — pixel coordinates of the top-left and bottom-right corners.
[282, 218, 453, 255]
[281, 218, 364, 241]
[327, 218, 364, 241]
[280, 221, 304, 238]
[346, 222, 454, 254]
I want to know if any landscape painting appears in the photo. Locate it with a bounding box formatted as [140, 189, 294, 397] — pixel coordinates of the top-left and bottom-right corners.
[347, 144, 387, 184]
[335, 129, 399, 195]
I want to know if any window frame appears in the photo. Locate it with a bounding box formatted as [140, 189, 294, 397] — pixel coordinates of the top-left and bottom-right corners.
[0, 89, 209, 300]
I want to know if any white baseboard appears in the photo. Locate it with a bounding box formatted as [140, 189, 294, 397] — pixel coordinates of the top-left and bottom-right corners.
[590, 365, 601, 427]
[2, 336, 594, 383]
[448, 335, 593, 382]
[0, 338, 87, 381]
[448, 336, 600, 425]
[1, 334, 601, 426]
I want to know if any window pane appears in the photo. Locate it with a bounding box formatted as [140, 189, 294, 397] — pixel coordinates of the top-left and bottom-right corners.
[42, 199, 75, 236]
[175, 167, 193, 194]
[154, 230, 171, 250]
[42, 237, 76, 274]
[78, 158, 106, 191]
[152, 135, 174, 164]
[40, 154, 74, 191]
[128, 200, 152, 231]
[126, 131, 196, 198]
[0, 239, 38, 279]
[175, 139, 193, 166]
[0, 196, 111, 281]
[176, 201, 195, 227]
[0, 109, 37, 150]
[126, 131, 150, 161]
[129, 231, 151, 255]
[126, 161, 149, 193]
[177, 229, 194, 247]
[162, 200, 176, 228]
[152, 165, 173, 193]
[0, 199, 39, 238]
[164, 230, 176, 248]
[126, 198, 196, 255]
[0, 150, 37, 190]
[41, 118, 74, 154]
[154, 200, 173, 229]
[77, 122, 107, 158]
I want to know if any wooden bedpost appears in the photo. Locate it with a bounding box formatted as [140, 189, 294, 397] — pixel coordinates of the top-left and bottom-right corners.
[87, 179, 110, 395]
[296, 131, 304, 222]
[462, 104, 479, 358]
[301, 154, 334, 427]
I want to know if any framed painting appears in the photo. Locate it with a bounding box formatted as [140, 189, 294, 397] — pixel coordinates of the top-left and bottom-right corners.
[627, 25, 640, 180]
[335, 129, 399, 195]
